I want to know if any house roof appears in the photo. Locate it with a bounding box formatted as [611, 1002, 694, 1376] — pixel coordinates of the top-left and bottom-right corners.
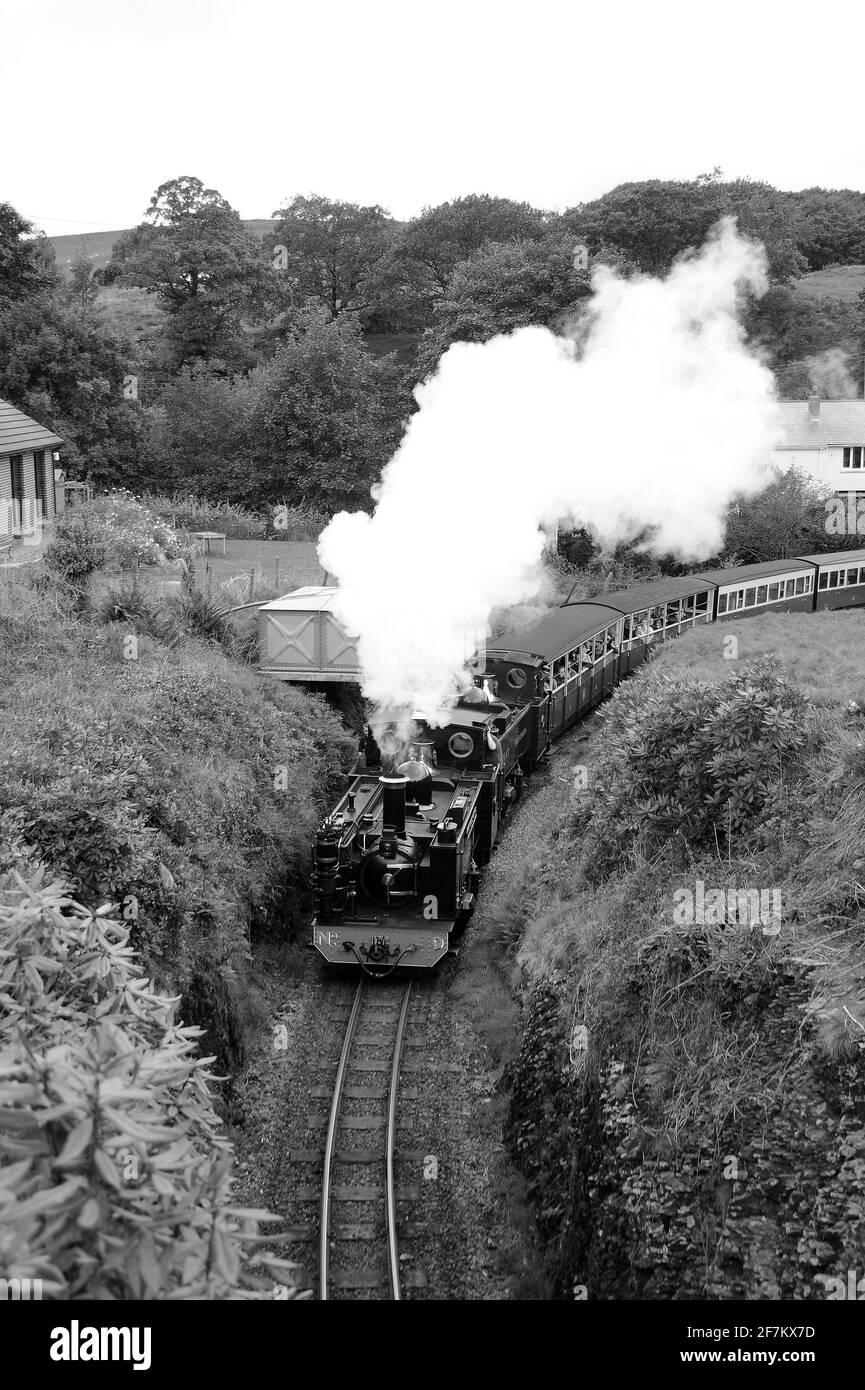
[775, 400, 865, 449]
[697, 559, 815, 586]
[0, 398, 63, 458]
[487, 602, 622, 662]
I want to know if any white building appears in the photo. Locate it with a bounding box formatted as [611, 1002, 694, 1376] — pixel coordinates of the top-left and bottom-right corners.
[773, 397, 865, 495]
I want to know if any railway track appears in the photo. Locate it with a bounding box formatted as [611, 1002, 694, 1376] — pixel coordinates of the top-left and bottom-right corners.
[310, 977, 428, 1300]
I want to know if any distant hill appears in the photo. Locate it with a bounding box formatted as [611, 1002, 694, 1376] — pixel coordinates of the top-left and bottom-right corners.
[48, 219, 279, 277]
[791, 265, 865, 302]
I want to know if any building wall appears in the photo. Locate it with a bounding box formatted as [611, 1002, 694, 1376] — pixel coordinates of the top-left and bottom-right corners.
[0, 449, 57, 540]
[773, 447, 865, 494]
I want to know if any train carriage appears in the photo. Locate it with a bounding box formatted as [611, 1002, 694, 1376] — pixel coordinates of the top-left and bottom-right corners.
[484, 602, 624, 751]
[697, 559, 816, 621]
[576, 576, 715, 677]
[797, 549, 865, 612]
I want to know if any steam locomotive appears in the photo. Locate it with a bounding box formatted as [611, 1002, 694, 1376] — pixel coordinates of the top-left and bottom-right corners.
[309, 546, 865, 975]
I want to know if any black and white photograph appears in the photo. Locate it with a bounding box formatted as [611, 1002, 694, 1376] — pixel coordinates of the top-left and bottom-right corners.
[2, 0, 865, 1364]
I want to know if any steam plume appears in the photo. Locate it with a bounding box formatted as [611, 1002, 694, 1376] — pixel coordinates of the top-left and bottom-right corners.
[318, 218, 782, 721]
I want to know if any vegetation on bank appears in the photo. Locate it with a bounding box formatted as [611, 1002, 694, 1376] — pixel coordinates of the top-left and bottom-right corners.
[0, 566, 354, 1073]
[485, 610, 865, 1298]
[0, 866, 303, 1299]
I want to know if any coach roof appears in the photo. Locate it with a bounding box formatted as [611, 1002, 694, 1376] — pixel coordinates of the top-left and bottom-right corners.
[488, 602, 622, 662]
[696, 558, 815, 586]
[796, 548, 865, 567]
[570, 575, 715, 616]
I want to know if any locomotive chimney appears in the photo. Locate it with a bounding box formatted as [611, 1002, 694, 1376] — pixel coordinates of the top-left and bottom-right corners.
[808, 394, 821, 418]
[380, 774, 407, 836]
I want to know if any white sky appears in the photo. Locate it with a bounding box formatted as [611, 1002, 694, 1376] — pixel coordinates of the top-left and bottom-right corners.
[5, 0, 865, 236]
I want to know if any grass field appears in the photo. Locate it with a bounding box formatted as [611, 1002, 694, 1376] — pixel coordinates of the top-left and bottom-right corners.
[792, 264, 865, 301]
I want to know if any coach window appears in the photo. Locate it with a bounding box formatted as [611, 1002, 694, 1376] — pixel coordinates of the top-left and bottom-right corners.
[553, 658, 566, 687]
[818, 573, 828, 591]
[829, 571, 839, 588]
[717, 593, 728, 614]
[756, 585, 767, 605]
[859, 568, 865, 585]
[783, 579, 794, 597]
[695, 591, 708, 614]
[745, 587, 757, 608]
[684, 594, 696, 616]
[848, 568, 859, 586]
[795, 576, 806, 595]
[767, 582, 779, 600]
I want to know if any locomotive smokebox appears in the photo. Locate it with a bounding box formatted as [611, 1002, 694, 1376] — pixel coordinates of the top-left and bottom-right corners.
[380, 774, 408, 836]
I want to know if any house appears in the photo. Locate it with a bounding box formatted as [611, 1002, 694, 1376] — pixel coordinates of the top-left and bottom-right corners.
[772, 396, 865, 496]
[0, 398, 63, 544]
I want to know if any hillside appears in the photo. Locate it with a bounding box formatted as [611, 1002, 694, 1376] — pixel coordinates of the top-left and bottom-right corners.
[48, 218, 279, 276]
[792, 264, 865, 302]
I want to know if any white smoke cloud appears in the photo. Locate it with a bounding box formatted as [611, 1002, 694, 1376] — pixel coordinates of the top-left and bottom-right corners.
[807, 348, 857, 400]
[318, 217, 782, 722]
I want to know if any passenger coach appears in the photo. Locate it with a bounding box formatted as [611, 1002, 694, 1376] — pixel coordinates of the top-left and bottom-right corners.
[800, 549, 865, 611]
[696, 559, 816, 621]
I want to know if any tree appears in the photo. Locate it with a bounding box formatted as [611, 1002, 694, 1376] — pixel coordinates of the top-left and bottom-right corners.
[416, 235, 620, 376]
[723, 468, 837, 562]
[269, 194, 394, 320]
[745, 288, 858, 371]
[68, 250, 98, 311]
[147, 364, 259, 496]
[399, 194, 548, 293]
[105, 176, 272, 365]
[0, 294, 146, 485]
[0, 203, 58, 304]
[246, 311, 409, 511]
[560, 178, 806, 284]
[787, 187, 865, 270]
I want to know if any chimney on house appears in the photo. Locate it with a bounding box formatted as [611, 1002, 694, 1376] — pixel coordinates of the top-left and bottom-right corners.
[808, 395, 821, 418]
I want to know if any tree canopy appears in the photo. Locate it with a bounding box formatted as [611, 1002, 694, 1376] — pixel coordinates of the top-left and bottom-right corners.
[106, 176, 273, 364]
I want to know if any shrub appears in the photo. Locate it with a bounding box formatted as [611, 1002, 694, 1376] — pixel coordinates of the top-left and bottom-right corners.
[574, 659, 810, 878]
[43, 511, 108, 580]
[141, 492, 267, 541]
[0, 861, 302, 1299]
[88, 490, 189, 568]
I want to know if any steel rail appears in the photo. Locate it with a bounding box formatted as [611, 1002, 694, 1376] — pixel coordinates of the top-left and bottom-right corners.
[385, 981, 413, 1300]
[319, 978, 365, 1300]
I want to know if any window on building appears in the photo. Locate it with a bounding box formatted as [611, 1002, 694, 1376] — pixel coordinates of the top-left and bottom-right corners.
[843, 446, 864, 469]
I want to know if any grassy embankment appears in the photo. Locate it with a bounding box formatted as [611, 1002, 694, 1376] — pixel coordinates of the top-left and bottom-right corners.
[466, 607, 865, 1299]
[0, 563, 354, 1071]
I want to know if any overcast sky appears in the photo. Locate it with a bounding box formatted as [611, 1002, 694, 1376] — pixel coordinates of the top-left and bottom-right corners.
[5, 0, 865, 236]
